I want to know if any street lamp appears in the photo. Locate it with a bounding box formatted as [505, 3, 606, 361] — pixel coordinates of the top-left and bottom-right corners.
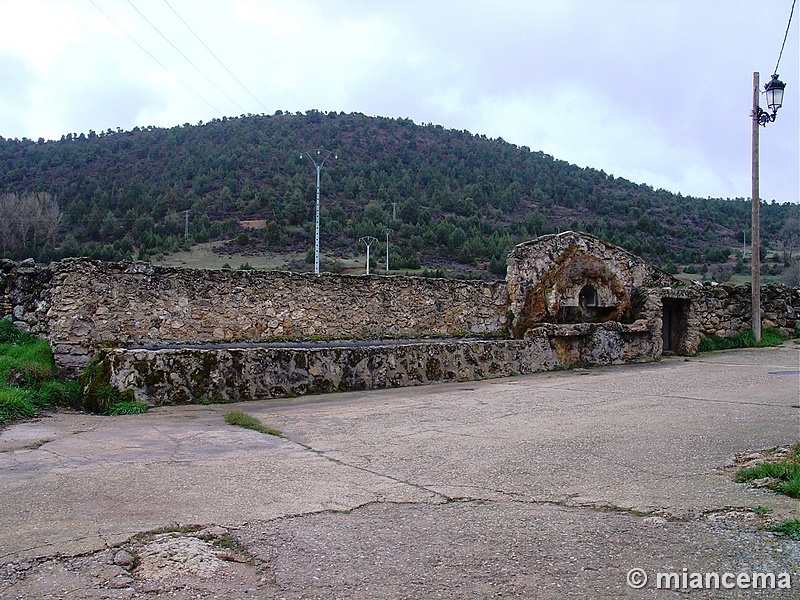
[750, 71, 786, 342]
[756, 73, 787, 125]
[300, 148, 337, 274]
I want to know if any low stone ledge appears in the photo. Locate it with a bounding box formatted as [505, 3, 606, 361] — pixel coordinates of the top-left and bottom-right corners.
[524, 320, 654, 338]
[524, 319, 661, 367]
[89, 324, 663, 406]
[97, 339, 537, 406]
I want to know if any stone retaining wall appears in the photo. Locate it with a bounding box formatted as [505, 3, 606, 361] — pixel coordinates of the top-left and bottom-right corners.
[98, 321, 661, 406]
[35, 259, 508, 372]
[687, 281, 799, 340]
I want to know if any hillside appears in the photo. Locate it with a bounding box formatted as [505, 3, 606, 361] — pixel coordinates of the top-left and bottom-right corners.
[0, 111, 797, 280]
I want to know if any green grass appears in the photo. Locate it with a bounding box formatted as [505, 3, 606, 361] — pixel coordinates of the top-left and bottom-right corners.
[224, 411, 285, 438]
[0, 322, 146, 423]
[0, 338, 56, 386]
[106, 401, 149, 415]
[735, 444, 800, 499]
[698, 327, 785, 352]
[0, 321, 85, 425]
[34, 380, 82, 407]
[1, 323, 71, 424]
[767, 520, 800, 540]
[0, 387, 38, 423]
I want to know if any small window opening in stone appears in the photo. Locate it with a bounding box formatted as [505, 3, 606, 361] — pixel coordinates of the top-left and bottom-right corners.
[580, 285, 598, 307]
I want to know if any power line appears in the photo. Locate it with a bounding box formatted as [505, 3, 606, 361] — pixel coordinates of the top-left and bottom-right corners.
[161, 0, 269, 113]
[125, 0, 249, 114]
[88, 0, 223, 116]
[774, 0, 796, 74]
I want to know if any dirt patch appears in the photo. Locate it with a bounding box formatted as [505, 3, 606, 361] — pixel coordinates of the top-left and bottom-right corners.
[134, 532, 230, 582]
[0, 526, 270, 599]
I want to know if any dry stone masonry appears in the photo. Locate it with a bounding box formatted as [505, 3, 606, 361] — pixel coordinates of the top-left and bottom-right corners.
[2, 232, 798, 406]
[506, 232, 674, 336]
[40, 259, 508, 372]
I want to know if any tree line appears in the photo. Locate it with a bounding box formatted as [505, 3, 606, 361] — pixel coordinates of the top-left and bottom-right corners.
[0, 111, 797, 281]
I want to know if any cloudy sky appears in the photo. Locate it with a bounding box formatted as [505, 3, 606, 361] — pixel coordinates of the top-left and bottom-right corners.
[0, 0, 797, 203]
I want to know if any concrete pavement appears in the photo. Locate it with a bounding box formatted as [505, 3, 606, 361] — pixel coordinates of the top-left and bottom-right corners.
[0, 344, 798, 598]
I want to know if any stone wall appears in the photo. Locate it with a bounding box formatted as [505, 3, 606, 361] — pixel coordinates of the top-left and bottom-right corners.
[40, 259, 508, 372]
[2, 234, 799, 398]
[687, 280, 799, 343]
[0, 259, 52, 336]
[97, 321, 661, 406]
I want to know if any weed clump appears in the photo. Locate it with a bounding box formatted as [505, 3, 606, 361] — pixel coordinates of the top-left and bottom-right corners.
[0, 319, 31, 345]
[106, 400, 149, 415]
[698, 327, 785, 352]
[224, 411, 285, 438]
[0, 322, 82, 425]
[768, 520, 800, 540]
[735, 444, 800, 499]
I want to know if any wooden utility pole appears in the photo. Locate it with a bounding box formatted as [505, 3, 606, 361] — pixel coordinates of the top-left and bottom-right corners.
[751, 72, 761, 343]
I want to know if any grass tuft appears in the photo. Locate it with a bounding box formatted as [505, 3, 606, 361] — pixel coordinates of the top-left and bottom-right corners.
[33, 380, 83, 409]
[0, 387, 38, 423]
[106, 401, 149, 415]
[735, 444, 800, 499]
[768, 520, 800, 540]
[698, 327, 785, 352]
[0, 320, 33, 345]
[224, 411, 285, 438]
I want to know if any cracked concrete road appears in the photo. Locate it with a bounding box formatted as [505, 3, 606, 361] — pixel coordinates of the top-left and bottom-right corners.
[0, 345, 798, 598]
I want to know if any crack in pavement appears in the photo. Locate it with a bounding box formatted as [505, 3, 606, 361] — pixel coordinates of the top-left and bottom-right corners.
[580, 448, 722, 480]
[286, 436, 453, 504]
[270, 432, 722, 527]
[0, 533, 105, 562]
[553, 385, 792, 408]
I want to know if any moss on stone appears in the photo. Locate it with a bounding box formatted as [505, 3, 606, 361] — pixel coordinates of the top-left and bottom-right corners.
[425, 357, 442, 380]
[80, 353, 134, 414]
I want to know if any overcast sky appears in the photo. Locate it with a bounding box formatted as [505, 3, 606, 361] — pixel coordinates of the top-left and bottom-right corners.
[0, 0, 797, 203]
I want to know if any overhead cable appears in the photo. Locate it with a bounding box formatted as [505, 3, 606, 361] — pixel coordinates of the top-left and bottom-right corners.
[774, 0, 796, 74]
[88, 0, 223, 116]
[125, 0, 248, 113]
[162, 0, 269, 113]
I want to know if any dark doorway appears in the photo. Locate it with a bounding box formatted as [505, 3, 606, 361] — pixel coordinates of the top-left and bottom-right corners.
[579, 285, 599, 307]
[662, 298, 688, 354]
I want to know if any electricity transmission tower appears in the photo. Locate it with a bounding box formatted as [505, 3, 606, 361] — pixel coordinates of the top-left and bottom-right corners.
[384, 228, 393, 272]
[359, 236, 378, 275]
[300, 149, 337, 274]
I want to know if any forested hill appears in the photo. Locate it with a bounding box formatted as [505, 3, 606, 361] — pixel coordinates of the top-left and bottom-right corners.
[0, 110, 796, 279]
